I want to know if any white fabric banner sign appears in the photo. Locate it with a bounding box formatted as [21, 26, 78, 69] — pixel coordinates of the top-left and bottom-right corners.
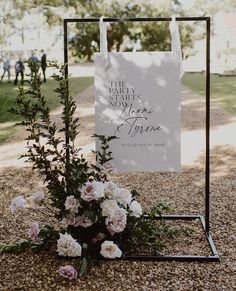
[94, 17, 183, 172]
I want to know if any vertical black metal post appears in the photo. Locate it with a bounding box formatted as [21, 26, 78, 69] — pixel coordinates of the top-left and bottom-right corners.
[64, 19, 68, 78]
[63, 19, 70, 193]
[205, 18, 211, 233]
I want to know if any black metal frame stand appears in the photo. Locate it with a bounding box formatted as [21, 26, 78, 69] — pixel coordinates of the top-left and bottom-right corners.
[63, 17, 219, 262]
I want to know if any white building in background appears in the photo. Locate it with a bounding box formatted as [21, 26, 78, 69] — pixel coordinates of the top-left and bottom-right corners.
[184, 12, 236, 74]
[212, 12, 236, 74]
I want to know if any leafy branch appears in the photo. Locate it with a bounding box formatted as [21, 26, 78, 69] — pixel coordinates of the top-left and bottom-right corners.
[0, 225, 59, 254]
[9, 60, 88, 216]
[92, 134, 118, 166]
[90, 134, 118, 180]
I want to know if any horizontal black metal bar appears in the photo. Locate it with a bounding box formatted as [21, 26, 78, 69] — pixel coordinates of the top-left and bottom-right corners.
[143, 214, 202, 220]
[122, 215, 219, 262]
[122, 255, 219, 262]
[64, 17, 209, 24]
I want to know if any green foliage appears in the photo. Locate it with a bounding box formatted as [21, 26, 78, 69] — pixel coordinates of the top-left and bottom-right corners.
[70, 2, 142, 61]
[79, 257, 88, 277]
[9, 60, 89, 216]
[8, 61, 119, 220]
[31, 224, 60, 251]
[121, 217, 166, 255]
[146, 201, 174, 218]
[65, 1, 193, 61]
[88, 134, 118, 181]
[1, 1, 193, 60]
[0, 225, 59, 254]
[119, 203, 176, 256]
[93, 134, 118, 165]
[0, 240, 31, 254]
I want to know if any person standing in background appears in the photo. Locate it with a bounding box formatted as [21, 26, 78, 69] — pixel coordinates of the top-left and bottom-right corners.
[29, 52, 40, 80]
[1, 56, 11, 83]
[40, 50, 47, 83]
[14, 58, 25, 85]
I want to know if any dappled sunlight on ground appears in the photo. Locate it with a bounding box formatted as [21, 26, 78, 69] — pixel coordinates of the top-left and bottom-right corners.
[181, 87, 235, 131]
[197, 144, 236, 180]
[0, 86, 235, 170]
[181, 129, 205, 165]
[211, 121, 236, 146]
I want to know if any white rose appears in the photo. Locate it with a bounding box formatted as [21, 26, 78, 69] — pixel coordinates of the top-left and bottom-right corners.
[80, 181, 104, 202]
[104, 181, 118, 199]
[114, 188, 132, 207]
[101, 199, 119, 217]
[65, 195, 80, 213]
[10, 196, 27, 215]
[57, 233, 82, 257]
[31, 191, 44, 204]
[100, 241, 122, 259]
[105, 208, 127, 236]
[77, 214, 96, 228]
[130, 200, 142, 217]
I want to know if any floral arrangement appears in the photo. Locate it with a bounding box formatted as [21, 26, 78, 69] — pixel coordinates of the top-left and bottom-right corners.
[0, 61, 176, 280]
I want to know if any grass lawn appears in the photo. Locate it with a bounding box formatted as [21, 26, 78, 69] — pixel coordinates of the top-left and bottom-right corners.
[0, 77, 93, 143]
[182, 73, 236, 115]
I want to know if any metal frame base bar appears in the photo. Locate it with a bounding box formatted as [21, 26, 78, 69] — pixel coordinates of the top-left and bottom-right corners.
[122, 215, 220, 262]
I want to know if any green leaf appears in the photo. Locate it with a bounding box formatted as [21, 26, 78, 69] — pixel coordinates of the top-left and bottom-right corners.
[0, 243, 13, 253]
[79, 257, 88, 277]
[0, 240, 31, 254]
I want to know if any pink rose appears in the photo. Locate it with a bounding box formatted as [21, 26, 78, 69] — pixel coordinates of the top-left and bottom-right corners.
[31, 191, 44, 204]
[64, 195, 80, 213]
[28, 222, 40, 241]
[105, 208, 127, 236]
[59, 265, 77, 280]
[10, 196, 27, 215]
[80, 181, 104, 202]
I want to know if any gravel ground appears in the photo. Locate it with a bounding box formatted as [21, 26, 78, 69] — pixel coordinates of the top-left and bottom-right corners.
[0, 87, 235, 290]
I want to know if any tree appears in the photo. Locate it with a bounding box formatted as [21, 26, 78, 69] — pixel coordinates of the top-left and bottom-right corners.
[69, 1, 142, 61]
[1, 0, 194, 61]
[67, 0, 193, 61]
[135, 2, 193, 53]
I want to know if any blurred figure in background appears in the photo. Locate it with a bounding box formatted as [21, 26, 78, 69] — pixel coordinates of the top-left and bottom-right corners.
[29, 52, 39, 80]
[1, 56, 11, 83]
[40, 49, 47, 82]
[14, 58, 25, 85]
